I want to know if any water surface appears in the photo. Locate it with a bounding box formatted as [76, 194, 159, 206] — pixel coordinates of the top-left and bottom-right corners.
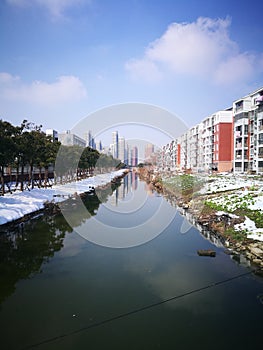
[0, 173, 262, 350]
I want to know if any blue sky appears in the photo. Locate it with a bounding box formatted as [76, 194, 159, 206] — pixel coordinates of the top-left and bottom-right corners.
[1, 0, 263, 146]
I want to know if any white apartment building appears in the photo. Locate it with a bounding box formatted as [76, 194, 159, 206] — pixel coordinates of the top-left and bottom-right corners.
[187, 124, 199, 171]
[233, 86, 263, 173]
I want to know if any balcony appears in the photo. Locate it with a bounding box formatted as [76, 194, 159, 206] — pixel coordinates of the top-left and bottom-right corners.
[256, 96, 263, 105]
[258, 154, 263, 158]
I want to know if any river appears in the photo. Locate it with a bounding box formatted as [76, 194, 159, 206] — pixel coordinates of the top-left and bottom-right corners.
[0, 172, 262, 350]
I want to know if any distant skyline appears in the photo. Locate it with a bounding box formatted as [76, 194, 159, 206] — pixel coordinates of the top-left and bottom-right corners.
[1, 0, 263, 145]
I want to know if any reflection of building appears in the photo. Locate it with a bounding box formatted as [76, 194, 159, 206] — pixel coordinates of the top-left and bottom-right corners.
[131, 147, 138, 166]
[132, 171, 138, 190]
[58, 130, 86, 147]
[110, 172, 137, 205]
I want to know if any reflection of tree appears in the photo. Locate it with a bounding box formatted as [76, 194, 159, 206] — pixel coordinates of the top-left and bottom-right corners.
[0, 182, 122, 306]
[60, 182, 122, 228]
[0, 215, 72, 306]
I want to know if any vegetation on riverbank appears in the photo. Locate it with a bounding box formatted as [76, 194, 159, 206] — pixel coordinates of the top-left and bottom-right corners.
[138, 168, 263, 268]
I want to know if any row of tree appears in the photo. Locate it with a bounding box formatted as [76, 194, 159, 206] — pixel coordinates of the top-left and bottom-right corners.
[0, 119, 125, 195]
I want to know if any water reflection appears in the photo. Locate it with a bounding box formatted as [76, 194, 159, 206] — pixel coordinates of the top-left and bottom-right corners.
[111, 171, 138, 206]
[0, 181, 122, 306]
[0, 215, 71, 306]
[74, 173, 177, 248]
[1, 177, 263, 350]
[163, 191, 225, 248]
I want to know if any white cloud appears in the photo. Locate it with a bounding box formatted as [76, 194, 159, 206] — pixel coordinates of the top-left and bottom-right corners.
[125, 58, 162, 83]
[0, 73, 87, 104]
[6, 0, 86, 19]
[126, 17, 263, 86]
[214, 53, 255, 85]
[0, 72, 20, 84]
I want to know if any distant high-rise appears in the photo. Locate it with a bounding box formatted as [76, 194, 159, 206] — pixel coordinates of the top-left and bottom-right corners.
[125, 143, 130, 165]
[85, 130, 96, 149]
[58, 130, 86, 147]
[131, 146, 138, 166]
[145, 143, 154, 161]
[118, 136, 125, 163]
[112, 131, 119, 158]
[46, 129, 58, 142]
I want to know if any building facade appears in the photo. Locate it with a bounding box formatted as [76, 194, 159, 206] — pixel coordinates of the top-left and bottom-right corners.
[233, 87, 263, 173]
[58, 131, 86, 147]
[46, 129, 58, 142]
[159, 109, 233, 173]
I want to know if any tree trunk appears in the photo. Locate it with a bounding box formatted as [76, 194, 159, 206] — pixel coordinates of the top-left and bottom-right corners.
[29, 164, 34, 189]
[20, 165, 24, 191]
[0, 166, 5, 196]
[39, 167, 42, 188]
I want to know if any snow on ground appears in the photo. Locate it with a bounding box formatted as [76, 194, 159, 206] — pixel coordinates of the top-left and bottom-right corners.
[0, 170, 126, 226]
[234, 216, 263, 242]
[200, 174, 263, 242]
[199, 174, 262, 194]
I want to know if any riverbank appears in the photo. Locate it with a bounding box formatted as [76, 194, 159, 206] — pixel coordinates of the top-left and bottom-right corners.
[0, 169, 128, 227]
[138, 168, 263, 270]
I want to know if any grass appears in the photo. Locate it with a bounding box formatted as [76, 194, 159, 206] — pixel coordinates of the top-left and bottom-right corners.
[225, 227, 246, 242]
[162, 174, 204, 199]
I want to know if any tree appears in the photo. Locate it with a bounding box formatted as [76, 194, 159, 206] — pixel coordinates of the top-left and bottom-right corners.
[0, 120, 17, 195]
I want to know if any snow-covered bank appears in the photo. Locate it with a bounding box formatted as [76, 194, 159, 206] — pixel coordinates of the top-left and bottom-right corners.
[201, 174, 263, 242]
[0, 170, 127, 226]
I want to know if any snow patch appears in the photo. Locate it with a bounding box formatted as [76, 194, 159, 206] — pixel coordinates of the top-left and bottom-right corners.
[0, 170, 126, 225]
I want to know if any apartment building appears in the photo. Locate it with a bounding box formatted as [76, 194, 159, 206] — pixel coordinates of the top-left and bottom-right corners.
[233, 86, 263, 173]
[158, 109, 233, 173]
[156, 86, 263, 174]
[58, 130, 86, 147]
[187, 124, 199, 171]
[212, 109, 233, 172]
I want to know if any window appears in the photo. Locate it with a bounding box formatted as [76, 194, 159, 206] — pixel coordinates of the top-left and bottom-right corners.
[244, 125, 248, 135]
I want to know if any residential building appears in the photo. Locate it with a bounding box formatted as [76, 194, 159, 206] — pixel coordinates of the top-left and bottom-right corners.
[112, 131, 119, 159]
[58, 130, 86, 147]
[212, 109, 233, 172]
[145, 143, 154, 161]
[118, 136, 125, 163]
[157, 109, 233, 173]
[131, 146, 138, 167]
[46, 129, 58, 142]
[233, 86, 263, 173]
